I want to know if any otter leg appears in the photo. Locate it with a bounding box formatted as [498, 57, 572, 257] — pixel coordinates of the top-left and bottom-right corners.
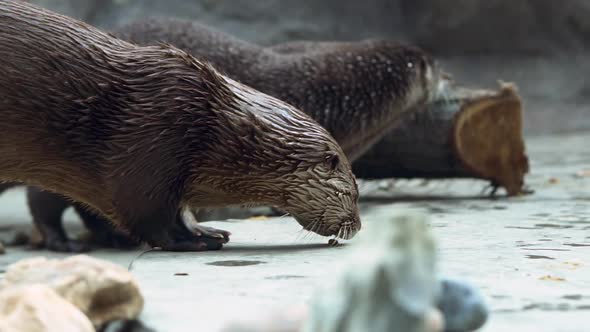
[129, 209, 230, 252]
[26, 187, 90, 252]
[479, 181, 500, 197]
[165, 214, 228, 251]
[115, 195, 230, 251]
[73, 203, 140, 249]
[112, 159, 231, 251]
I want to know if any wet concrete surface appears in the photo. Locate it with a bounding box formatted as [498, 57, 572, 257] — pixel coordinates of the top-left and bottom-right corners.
[0, 131, 589, 332]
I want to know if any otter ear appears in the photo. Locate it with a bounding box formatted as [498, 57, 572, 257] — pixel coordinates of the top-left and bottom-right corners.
[325, 152, 340, 171]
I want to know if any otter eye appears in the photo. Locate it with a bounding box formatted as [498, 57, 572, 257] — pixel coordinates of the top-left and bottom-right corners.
[325, 153, 340, 171]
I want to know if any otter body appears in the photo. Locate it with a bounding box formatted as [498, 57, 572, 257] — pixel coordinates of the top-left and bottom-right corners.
[0, 1, 360, 251]
[6, 16, 445, 251]
[114, 18, 445, 162]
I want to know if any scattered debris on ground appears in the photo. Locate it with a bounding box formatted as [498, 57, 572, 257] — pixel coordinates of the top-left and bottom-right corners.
[0, 255, 144, 329]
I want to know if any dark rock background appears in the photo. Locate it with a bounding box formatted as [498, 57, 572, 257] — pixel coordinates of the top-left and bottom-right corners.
[29, 0, 590, 135]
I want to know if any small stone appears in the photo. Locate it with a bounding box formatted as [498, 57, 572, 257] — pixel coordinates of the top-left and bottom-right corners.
[0, 241, 5, 255]
[0, 255, 144, 328]
[548, 177, 559, 184]
[0, 284, 94, 332]
[10, 231, 29, 246]
[328, 239, 339, 247]
[437, 277, 489, 332]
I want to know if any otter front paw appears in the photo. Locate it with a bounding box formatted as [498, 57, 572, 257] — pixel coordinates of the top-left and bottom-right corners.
[189, 224, 231, 242]
[164, 224, 230, 251]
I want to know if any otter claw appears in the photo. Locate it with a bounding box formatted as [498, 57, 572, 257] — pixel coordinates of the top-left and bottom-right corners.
[191, 225, 231, 241]
[168, 221, 230, 251]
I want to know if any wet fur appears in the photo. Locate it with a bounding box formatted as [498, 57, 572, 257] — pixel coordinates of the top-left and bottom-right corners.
[5, 16, 442, 250]
[0, 1, 359, 249]
[114, 18, 440, 162]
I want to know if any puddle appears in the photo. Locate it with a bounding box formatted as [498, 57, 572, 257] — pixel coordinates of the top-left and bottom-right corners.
[428, 207, 448, 214]
[534, 224, 574, 229]
[563, 243, 590, 247]
[555, 215, 590, 223]
[206, 260, 266, 267]
[562, 295, 584, 300]
[521, 248, 570, 252]
[525, 255, 555, 260]
[265, 275, 306, 280]
[523, 303, 572, 311]
[517, 243, 539, 247]
[491, 294, 510, 299]
[531, 213, 551, 218]
[493, 309, 517, 313]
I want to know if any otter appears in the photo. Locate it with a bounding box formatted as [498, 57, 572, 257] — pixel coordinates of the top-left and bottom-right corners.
[9, 16, 443, 251]
[114, 18, 447, 162]
[5, 16, 446, 251]
[0, 1, 360, 251]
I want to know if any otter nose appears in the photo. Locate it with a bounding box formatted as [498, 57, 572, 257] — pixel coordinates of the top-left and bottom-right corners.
[337, 214, 361, 240]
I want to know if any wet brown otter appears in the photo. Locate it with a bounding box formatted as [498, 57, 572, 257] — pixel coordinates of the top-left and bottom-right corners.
[9, 16, 445, 251]
[0, 1, 360, 251]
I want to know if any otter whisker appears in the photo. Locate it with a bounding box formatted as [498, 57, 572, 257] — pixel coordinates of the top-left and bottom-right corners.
[307, 219, 322, 237]
[296, 218, 319, 241]
[295, 226, 310, 241]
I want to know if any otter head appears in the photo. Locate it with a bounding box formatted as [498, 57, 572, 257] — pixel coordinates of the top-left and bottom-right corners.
[188, 72, 361, 240]
[405, 50, 446, 106]
[332, 41, 452, 161]
[378, 43, 451, 112]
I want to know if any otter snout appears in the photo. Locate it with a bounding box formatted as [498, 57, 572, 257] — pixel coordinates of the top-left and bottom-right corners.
[334, 212, 361, 240]
[294, 209, 361, 240]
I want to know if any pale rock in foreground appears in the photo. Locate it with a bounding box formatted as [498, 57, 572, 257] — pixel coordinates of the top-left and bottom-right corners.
[0, 255, 143, 328]
[0, 284, 94, 332]
[302, 208, 443, 332]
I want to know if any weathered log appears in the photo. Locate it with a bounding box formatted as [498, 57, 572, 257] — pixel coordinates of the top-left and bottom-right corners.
[353, 82, 529, 195]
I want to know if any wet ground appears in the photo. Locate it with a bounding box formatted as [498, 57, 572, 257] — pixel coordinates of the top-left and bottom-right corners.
[0, 131, 589, 332]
